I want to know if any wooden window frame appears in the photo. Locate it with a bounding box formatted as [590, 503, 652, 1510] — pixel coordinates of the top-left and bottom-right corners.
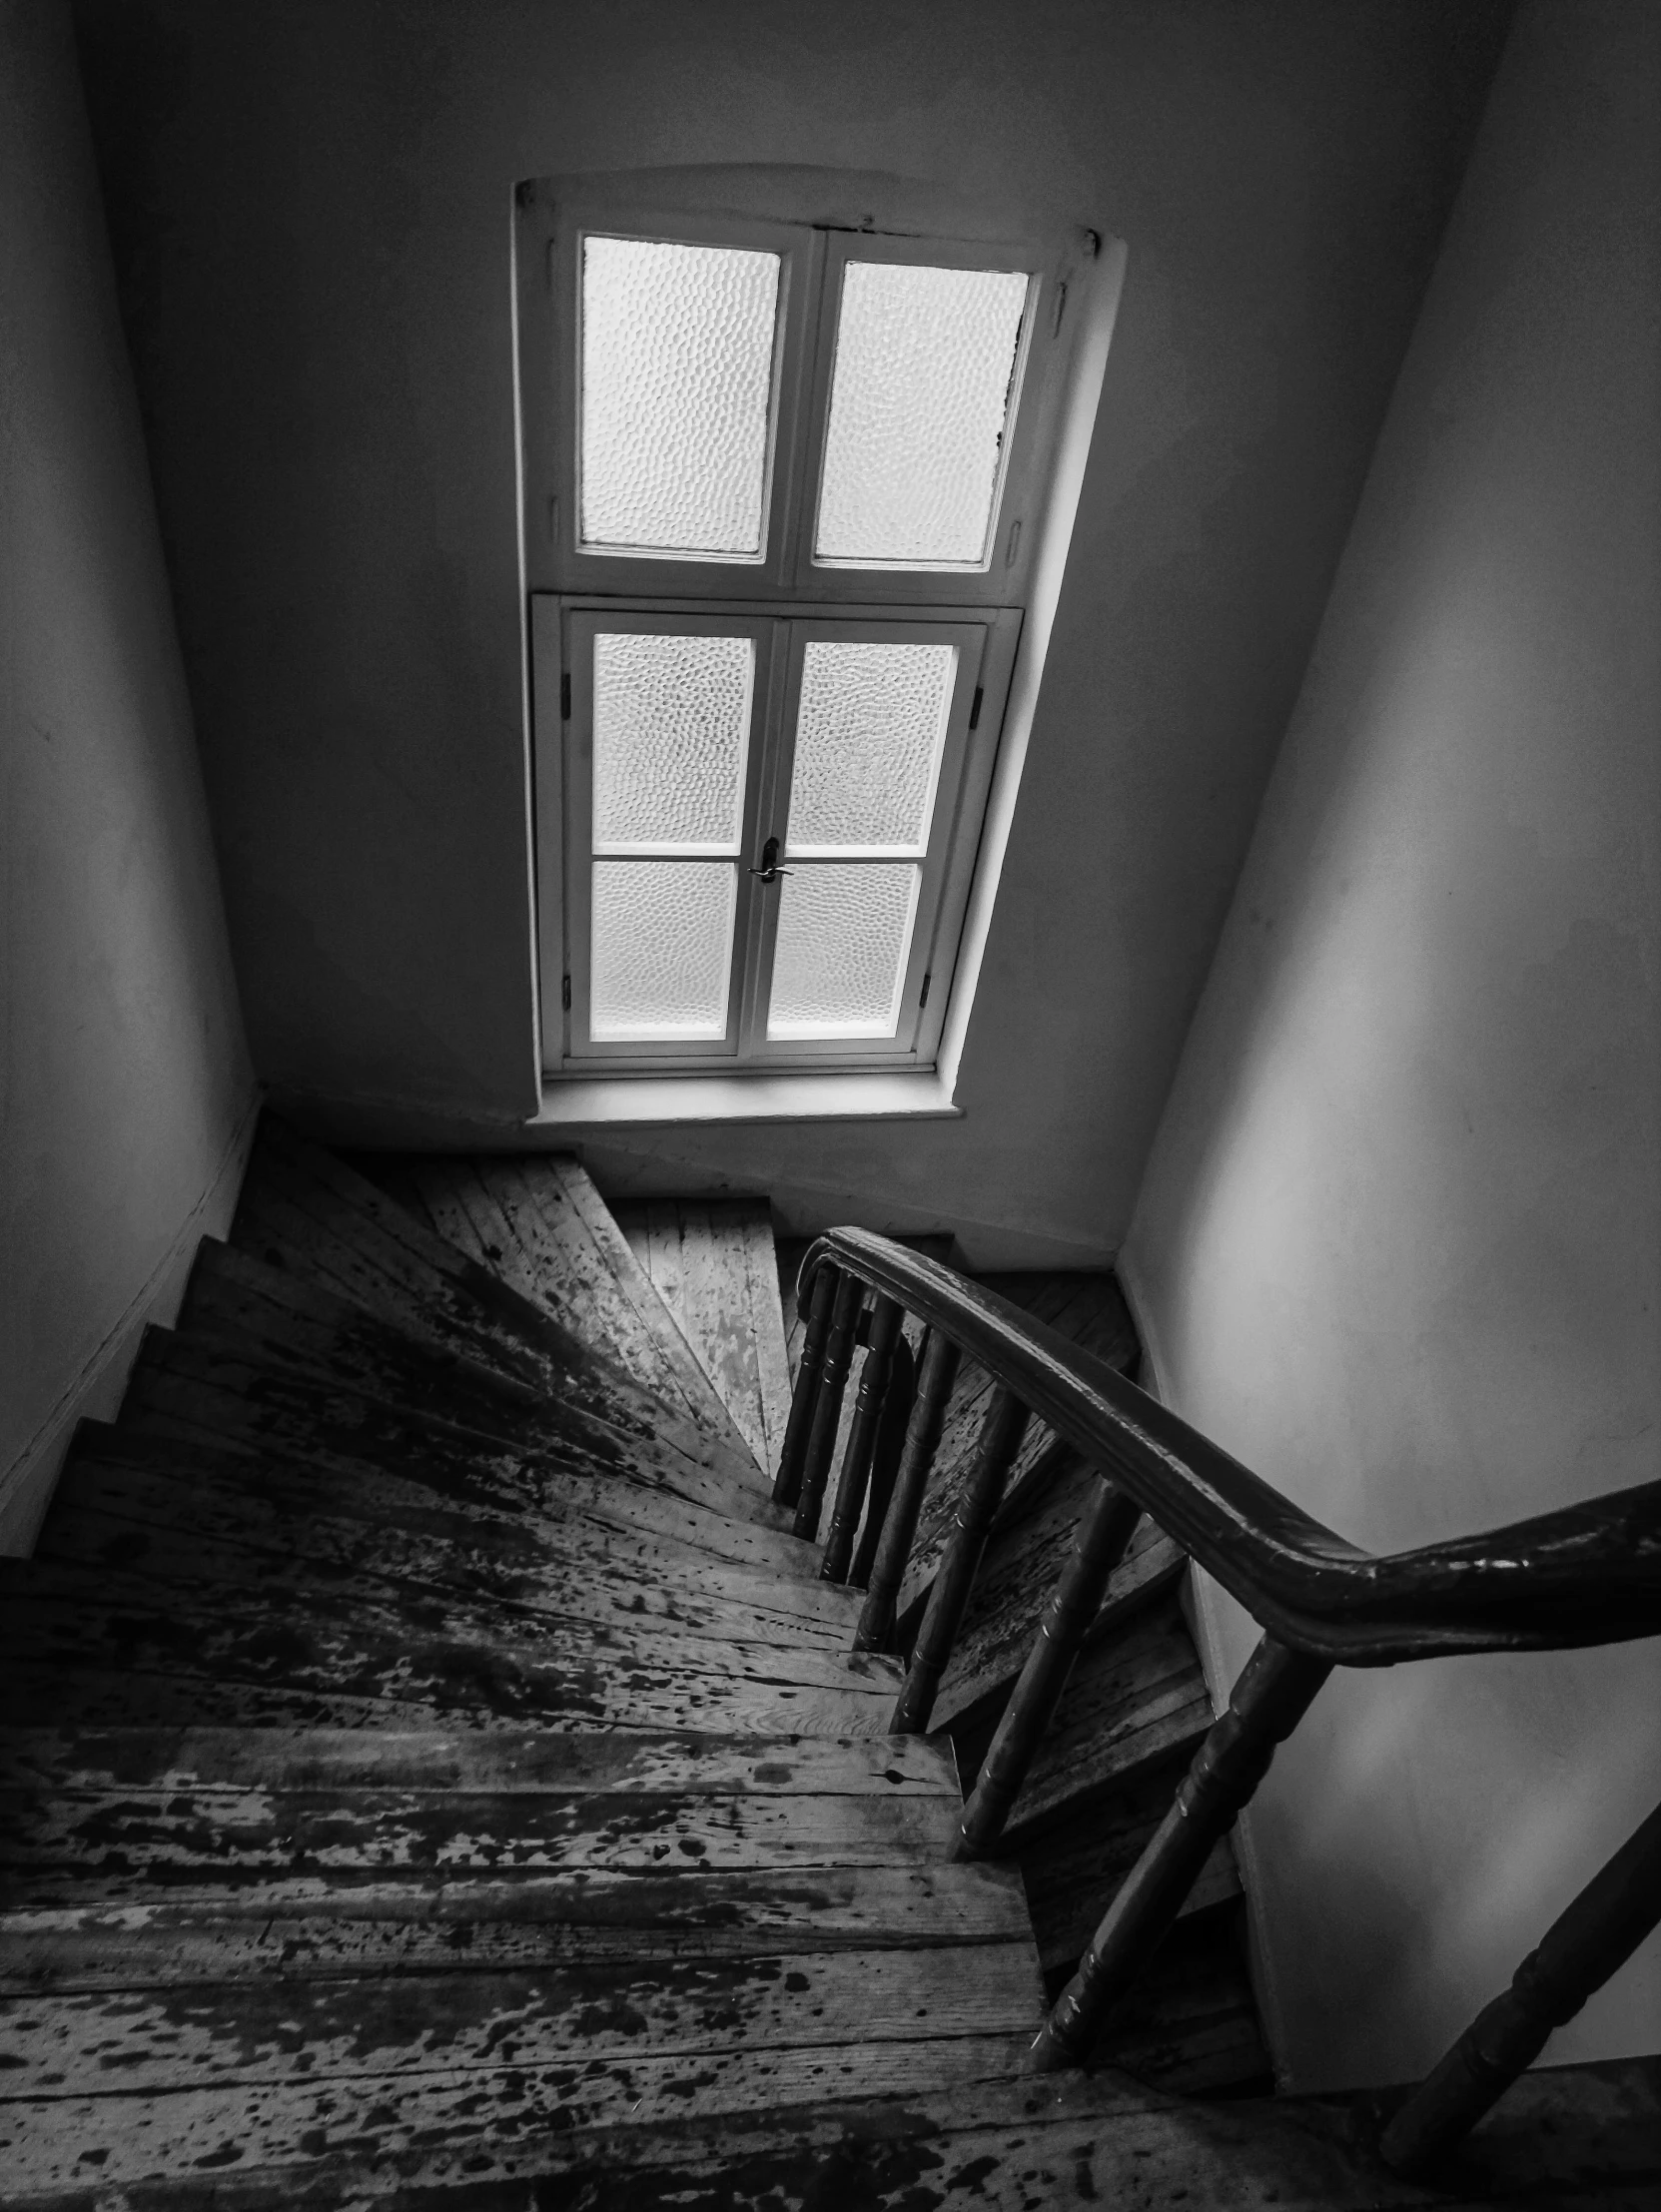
[515, 170, 1122, 1096]
[536, 597, 1020, 1076]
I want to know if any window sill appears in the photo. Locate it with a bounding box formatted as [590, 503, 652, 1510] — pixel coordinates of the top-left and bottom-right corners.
[529, 1069, 963, 1129]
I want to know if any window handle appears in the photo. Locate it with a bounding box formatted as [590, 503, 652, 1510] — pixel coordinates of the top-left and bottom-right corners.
[748, 836, 793, 886]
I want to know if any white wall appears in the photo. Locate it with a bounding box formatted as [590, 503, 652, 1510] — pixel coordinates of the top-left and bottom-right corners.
[0, 0, 257, 1553]
[69, 0, 1506, 1262]
[1124, 0, 1660, 2092]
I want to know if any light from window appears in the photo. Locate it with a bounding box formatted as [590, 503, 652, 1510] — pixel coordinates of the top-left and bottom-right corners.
[591, 632, 753, 856]
[590, 857, 736, 1041]
[786, 640, 954, 858]
[580, 237, 779, 557]
[768, 862, 921, 1040]
[814, 262, 1030, 568]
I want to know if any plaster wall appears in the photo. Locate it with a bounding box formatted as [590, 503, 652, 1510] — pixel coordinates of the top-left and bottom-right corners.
[1123, 0, 1660, 2090]
[0, 1, 256, 1553]
[71, 0, 1506, 1263]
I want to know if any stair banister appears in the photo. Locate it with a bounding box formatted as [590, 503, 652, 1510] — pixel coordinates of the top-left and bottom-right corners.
[1378, 1797, 1661, 2177]
[774, 1264, 836, 1510]
[790, 1227, 1661, 2153]
[820, 1293, 904, 1584]
[853, 1328, 960, 1653]
[792, 1271, 865, 1542]
[891, 1386, 1029, 1734]
[849, 1332, 917, 1591]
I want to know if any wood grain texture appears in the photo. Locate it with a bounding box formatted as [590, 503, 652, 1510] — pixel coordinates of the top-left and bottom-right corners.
[613, 1199, 793, 1486]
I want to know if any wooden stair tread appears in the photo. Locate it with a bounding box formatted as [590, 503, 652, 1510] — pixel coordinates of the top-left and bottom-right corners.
[0, 1560, 905, 1740]
[40, 1463, 862, 1649]
[49, 1428, 860, 1626]
[612, 1198, 794, 1484]
[0, 1863, 1037, 1988]
[387, 1154, 762, 1476]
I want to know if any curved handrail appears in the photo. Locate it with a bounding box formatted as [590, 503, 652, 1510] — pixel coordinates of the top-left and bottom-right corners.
[800, 1230, 1661, 1664]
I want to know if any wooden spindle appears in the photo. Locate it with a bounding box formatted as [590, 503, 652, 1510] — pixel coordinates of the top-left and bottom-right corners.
[792, 1271, 864, 1542]
[1378, 1798, 1661, 2177]
[1028, 1635, 1331, 2070]
[850, 1334, 916, 1590]
[852, 1330, 959, 1651]
[952, 1477, 1143, 1858]
[773, 1265, 836, 1509]
[891, 1386, 1030, 1735]
[820, 1295, 904, 1584]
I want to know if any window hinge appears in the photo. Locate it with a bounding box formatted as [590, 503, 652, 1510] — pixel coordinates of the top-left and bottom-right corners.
[561, 974, 572, 1011]
[1004, 519, 1022, 568]
[919, 972, 932, 1010]
[560, 671, 571, 720]
[969, 686, 984, 730]
[1051, 281, 1068, 338]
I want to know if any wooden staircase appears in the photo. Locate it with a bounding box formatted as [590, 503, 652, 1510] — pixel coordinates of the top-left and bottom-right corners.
[2, 1119, 1652, 2208]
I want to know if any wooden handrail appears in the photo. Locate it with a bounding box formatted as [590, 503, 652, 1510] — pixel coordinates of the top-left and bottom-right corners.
[781, 1229, 1661, 2160]
[798, 1230, 1661, 1663]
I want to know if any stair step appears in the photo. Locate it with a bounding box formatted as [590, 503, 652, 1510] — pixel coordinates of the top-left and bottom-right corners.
[41, 1451, 862, 1646]
[390, 1154, 763, 1476]
[1018, 1761, 1243, 1979]
[0, 2028, 1038, 2204]
[0, 1734, 967, 1907]
[1000, 1595, 1215, 1847]
[900, 1271, 1141, 1616]
[612, 1198, 794, 1482]
[0, 1560, 904, 1739]
[55, 1424, 855, 1609]
[0, 1863, 1035, 1987]
[235, 1116, 592, 1401]
[122, 1322, 781, 1530]
[933, 1463, 1187, 1736]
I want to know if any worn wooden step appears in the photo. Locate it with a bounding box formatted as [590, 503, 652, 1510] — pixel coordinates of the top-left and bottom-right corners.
[900, 1271, 1142, 1616]
[0, 1861, 1036, 1988]
[75, 1417, 832, 1583]
[996, 1594, 1215, 1848]
[0, 2028, 1037, 2206]
[375, 1153, 761, 1476]
[235, 1115, 611, 1404]
[0, 1560, 905, 1738]
[1018, 1757, 1243, 1980]
[122, 1322, 780, 1531]
[612, 1198, 793, 1482]
[0, 1729, 967, 1907]
[54, 1423, 853, 1612]
[180, 1233, 734, 1484]
[40, 1446, 862, 1647]
[933, 1469, 1186, 1738]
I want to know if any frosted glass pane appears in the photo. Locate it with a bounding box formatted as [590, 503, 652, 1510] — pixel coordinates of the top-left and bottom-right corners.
[592, 632, 753, 854]
[787, 640, 956, 856]
[815, 261, 1029, 567]
[581, 237, 779, 557]
[590, 861, 734, 1041]
[767, 864, 919, 1040]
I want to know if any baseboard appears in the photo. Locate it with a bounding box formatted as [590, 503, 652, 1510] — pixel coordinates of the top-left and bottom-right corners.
[0, 1089, 263, 1556]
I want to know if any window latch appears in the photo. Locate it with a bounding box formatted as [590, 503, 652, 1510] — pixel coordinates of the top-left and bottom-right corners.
[748, 836, 793, 887]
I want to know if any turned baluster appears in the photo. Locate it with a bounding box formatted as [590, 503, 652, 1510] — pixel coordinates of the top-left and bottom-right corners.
[853, 1330, 960, 1652]
[820, 1295, 904, 1584]
[1379, 1797, 1661, 2177]
[1028, 1634, 1331, 2070]
[792, 1272, 865, 1543]
[891, 1387, 1030, 1735]
[850, 1334, 916, 1590]
[952, 1476, 1144, 1859]
[773, 1266, 837, 1510]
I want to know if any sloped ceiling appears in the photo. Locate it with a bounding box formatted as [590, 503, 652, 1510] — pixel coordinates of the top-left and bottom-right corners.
[73, 0, 1510, 1262]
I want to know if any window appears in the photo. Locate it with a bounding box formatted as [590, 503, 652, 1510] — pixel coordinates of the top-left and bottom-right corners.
[516, 177, 1102, 1082]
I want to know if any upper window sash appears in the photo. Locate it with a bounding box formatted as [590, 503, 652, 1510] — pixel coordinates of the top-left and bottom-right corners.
[515, 182, 1085, 608]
